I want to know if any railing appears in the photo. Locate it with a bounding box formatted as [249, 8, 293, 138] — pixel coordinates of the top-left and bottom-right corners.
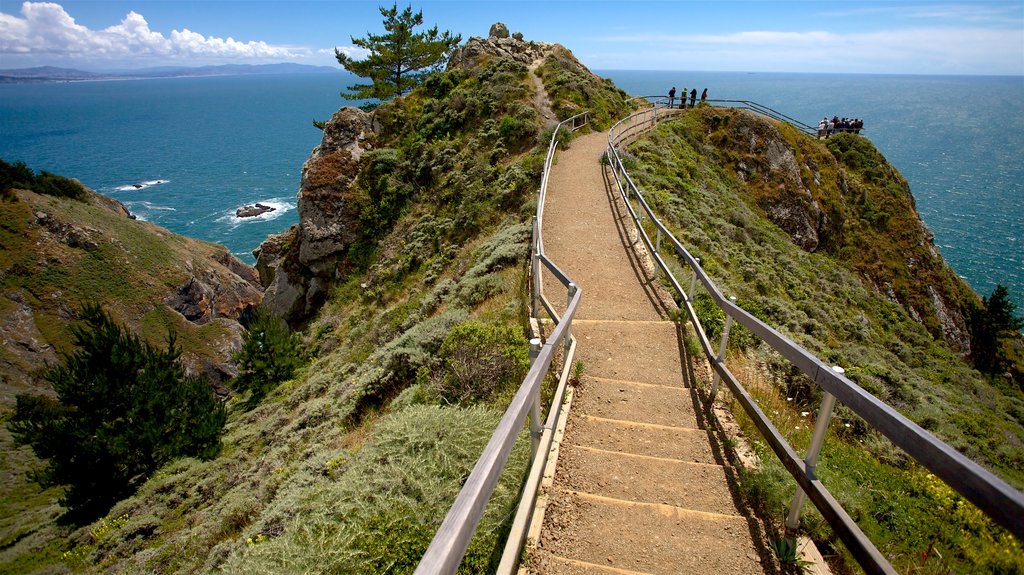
[644, 94, 819, 136]
[415, 111, 590, 575]
[606, 106, 1024, 574]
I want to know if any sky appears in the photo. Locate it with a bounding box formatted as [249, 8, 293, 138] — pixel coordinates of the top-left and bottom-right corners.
[0, 1, 1022, 75]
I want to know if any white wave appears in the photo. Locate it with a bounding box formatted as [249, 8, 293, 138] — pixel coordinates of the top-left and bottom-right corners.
[114, 179, 170, 192]
[217, 198, 296, 226]
[126, 200, 176, 212]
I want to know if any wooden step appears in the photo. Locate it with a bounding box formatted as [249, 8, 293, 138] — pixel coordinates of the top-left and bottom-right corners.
[567, 416, 718, 463]
[574, 376, 700, 428]
[537, 490, 765, 575]
[573, 321, 688, 387]
[554, 444, 740, 515]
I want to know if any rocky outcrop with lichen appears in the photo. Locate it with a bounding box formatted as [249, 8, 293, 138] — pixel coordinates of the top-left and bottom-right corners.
[254, 107, 375, 323]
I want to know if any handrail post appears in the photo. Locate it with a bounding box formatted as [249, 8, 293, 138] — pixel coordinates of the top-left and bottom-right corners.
[564, 283, 577, 358]
[531, 215, 540, 318]
[785, 366, 842, 531]
[688, 258, 700, 302]
[710, 296, 736, 398]
[655, 228, 662, 255]
[528, 338, 543, 458]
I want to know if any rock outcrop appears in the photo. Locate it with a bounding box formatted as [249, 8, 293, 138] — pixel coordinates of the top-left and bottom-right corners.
[448, 26, 553, 70]
[236, 203, 275, 218]
[710, 109, 973, 353]
[255, 107, 375, 323]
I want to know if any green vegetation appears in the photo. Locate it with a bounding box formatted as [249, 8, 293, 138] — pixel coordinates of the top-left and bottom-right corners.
[627, 108, 1024, 573]
[970, 284, 1023, 375]
[336, 3, 461, 100]
[535, 47, 635, 128]
[0, 29, 634, 573]
[218, 404, 528, 574]
[425, 320, 530, 404]
[8, 304, 225, 520]
[1, 158, 87, 201]
[233, 308, 305, 406]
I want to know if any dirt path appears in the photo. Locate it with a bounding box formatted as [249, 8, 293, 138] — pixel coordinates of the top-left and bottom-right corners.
[526, 127, 771, 574]
[529, 59, 558, 128]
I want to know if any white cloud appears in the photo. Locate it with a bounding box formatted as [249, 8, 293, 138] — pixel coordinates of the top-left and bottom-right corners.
[597, 27, 1024, 75]
[0, 1, 348, 67]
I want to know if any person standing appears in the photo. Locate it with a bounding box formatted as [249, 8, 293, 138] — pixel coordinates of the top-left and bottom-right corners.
[668, 86, 676, 108]
[700, 88, 708, 104]
[689, 88, 697, 108]
[680, 87, 686, 109]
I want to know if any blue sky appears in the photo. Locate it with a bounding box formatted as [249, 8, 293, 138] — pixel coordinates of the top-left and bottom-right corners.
[1, 1, 1022, 74]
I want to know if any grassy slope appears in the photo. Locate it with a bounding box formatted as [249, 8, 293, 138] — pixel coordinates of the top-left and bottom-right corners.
[3, 51, 632, 574]
[0, 189, 248, 575]
[627, 108, 1023, 572]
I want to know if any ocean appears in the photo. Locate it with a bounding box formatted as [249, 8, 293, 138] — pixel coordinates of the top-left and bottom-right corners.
[1, 71, 1021, 310]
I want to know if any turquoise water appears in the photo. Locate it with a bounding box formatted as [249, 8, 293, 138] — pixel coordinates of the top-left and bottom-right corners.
[0, 73, 359, 262]
[1, 71, 1021, 310]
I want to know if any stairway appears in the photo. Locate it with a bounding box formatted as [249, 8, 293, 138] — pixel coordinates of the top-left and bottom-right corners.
[524, 130, 767, 574]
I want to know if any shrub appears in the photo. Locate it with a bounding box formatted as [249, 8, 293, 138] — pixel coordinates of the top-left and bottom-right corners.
[8, 304, 225, 520]
[541, 124, 572, 151]
[0, 158, 87, 200]
[430, 321, 530, 404]
[233, 308, 304, 405]
[969, 284, 1023, 373]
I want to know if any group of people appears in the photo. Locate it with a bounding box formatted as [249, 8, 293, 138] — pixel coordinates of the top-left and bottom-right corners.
[818, 116, 863, 138]
[667, 86, 707, 109]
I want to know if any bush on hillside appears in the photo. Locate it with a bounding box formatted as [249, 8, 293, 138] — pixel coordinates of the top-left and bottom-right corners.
[969, 284, 1023, 374]
[430, 321, 530, 404]
[233, 308, 305, 405]
[8, 304, 226, 520]
[0, 158, 87, 200]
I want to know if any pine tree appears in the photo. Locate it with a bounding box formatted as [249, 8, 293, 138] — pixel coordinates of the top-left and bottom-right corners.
[336, 4, 461, 100]
[233, 308, 303, 405]
[8, 304, 225, 519]
[970, 285, 1023, 373]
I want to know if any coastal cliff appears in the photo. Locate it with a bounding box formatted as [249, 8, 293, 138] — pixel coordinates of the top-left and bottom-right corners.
[0, 185, 262, 399]
[255, 27, 629, 326]
[2, 25, 1020, 575]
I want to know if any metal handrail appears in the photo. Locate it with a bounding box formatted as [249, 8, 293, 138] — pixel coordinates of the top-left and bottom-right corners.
[415, 111, 590, 575]
[606, 106, 1023, 573]
[645, 95, 819, 136]
[707, 99, 819, 135]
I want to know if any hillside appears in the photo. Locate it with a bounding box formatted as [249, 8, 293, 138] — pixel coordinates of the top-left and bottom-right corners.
[624, 107, 1023, 571]
[2, 24, 1020, 575]
[0, 28, 636, 574]
[0, 180, 263, 572]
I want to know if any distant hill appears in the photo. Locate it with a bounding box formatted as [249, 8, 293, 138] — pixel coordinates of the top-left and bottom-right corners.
[0, 63, 339, 84]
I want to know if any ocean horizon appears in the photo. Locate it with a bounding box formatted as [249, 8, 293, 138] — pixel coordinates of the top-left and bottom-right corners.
[1, 69, 1020, 311]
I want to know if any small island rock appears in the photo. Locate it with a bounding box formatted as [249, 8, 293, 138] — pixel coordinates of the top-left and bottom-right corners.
[236, 203, 276, 218]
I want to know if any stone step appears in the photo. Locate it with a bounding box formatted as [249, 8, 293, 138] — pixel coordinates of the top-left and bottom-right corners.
[574, 376, 700, 428]
[573, 321, 688, 387]
[537, 490, 765, 575]
[554, 444, 740, 515]
[567, 415, 717, 463]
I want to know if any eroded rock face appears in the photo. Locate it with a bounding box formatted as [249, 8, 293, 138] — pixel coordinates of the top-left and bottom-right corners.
[489, 22, 509, 39]
[165, 256, 263, 326]
[255, 107, 374, 324]
[731, 113, 828, 252]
